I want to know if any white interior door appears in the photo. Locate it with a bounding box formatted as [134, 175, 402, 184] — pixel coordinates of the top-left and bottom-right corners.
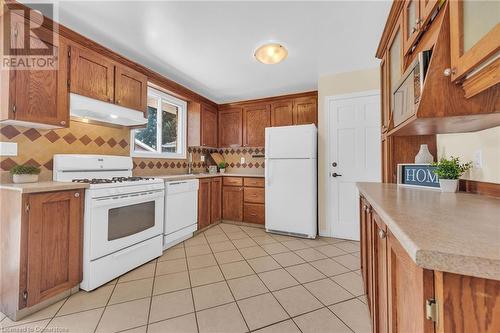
[327, 91, 381, 240]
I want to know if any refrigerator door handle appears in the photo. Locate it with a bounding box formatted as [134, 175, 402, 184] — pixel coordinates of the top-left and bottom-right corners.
[265, 161, 271, 186]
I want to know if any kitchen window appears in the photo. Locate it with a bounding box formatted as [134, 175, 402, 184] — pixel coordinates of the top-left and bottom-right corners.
[131, 87, 187, 159]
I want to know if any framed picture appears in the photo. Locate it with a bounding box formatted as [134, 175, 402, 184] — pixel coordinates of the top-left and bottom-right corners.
[397, 164, 440, 189]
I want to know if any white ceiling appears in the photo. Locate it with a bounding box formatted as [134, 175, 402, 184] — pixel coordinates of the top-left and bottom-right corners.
[49, 1, 391, 103]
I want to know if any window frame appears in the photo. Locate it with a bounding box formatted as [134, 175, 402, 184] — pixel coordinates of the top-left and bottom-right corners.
[130, 87, 187, 159]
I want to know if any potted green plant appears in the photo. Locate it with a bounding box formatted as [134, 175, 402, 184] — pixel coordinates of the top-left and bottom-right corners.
[218, 161, 227, 174]
[10, 165, 41, 184]
[432, 156, 472, 192]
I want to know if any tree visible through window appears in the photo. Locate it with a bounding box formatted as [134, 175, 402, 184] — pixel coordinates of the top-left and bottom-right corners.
[131, 87, 186, 159]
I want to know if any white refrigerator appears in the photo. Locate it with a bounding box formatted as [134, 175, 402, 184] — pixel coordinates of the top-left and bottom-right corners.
[265, 124, 317, 238]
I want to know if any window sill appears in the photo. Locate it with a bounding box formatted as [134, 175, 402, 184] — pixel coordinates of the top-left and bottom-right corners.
[131, 152, 187, 160]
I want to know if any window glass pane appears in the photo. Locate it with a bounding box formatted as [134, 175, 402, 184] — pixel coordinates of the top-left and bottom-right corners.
[134, 96, 158, 152]
[108, 201, 155, 241]
[463, 0, 499, 52]
[161, 101, 179, 153]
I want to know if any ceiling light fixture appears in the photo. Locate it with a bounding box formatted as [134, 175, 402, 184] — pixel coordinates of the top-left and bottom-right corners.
[254, 43, 288, 64]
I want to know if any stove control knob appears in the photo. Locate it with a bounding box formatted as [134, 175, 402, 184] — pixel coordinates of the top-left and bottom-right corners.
[74, 192, 80, 198]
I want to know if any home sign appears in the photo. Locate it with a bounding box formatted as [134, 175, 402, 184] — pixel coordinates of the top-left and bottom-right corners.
[397, 164, 440, 189]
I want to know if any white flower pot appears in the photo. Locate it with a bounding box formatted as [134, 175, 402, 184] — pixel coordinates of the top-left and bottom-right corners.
[13, 174, 39, 184]
[415, 144, 434, 164]
[219, 168, 226, 174]
[439, 179, 458, 193]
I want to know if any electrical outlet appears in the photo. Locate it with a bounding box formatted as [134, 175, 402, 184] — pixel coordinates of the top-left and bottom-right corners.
[201, 155, 205, 162]
[0, 142, 17, 156]
[240, 157, 245, 164]
[474, 150, 482, 168]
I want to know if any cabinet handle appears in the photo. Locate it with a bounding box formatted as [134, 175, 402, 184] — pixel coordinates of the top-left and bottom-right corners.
[411, 26, 418, 33]
[60, 120, 66, 126]
[117, 99, 121, 104]
[443, 68, 456, 77]
[378, 229, 386, 239]
[74, 192, 80, 198]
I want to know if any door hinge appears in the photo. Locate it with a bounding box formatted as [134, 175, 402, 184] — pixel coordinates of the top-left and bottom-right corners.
[25, 204, 29, 212]
[22, 290, 28, 301]
[68, 50, 71, 58]
[12, 105, 16, 114]
[425, 298, 437, 322]
[67, 79, 70, 88]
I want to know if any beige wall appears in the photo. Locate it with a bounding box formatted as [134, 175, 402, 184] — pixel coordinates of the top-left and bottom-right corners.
[437, 126, 500, 184]
[318, 68, 380, 236]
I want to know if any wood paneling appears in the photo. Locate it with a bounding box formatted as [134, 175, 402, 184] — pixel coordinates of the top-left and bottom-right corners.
[25, 190, 83, 307]
[387, 230, 435, 333]
[271, 100, 294, 127]
[223, 177, 243, 186]
[210, 177, 222, 223]
[201, 104, 218, 147]
[70, 43, 115, 103]
[243, 104, 271, 147]
[222, 186, 243, 221]
[389, 135, 436, 183]
[198, 179, 211, 230]
[243, 187, 264, 204]
[114, 64, 148, 113]
[243, 177, 265, 188]
[435, 272, 500, 333]
[219, 108, 242, 148]
[243, 203, 265, 225]
[293, 96, 317, 125]
[459, 179, 500, 198]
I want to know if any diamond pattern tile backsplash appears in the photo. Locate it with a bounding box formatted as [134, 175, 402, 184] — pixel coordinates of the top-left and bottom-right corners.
[0, 122, 265, 182]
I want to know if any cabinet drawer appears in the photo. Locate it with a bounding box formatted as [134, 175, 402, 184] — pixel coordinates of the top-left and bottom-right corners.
[244, 203, 265, 224]
[244, 188, 264, 204]
[223, 177, 243, 186]
[244, 177, 265, 188]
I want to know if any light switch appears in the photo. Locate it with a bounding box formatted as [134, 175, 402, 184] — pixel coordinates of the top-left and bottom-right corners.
[474, 150, 482, 168]
[240, 157, 245, 164]
[0, 142, 17, 156]
[201, 155, 205, 162]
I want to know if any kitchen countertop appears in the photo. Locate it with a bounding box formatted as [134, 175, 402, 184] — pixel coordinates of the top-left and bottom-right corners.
[357, 182, 500, 280]
[157, 173, 265, 181]
[0, 181, 89, 194]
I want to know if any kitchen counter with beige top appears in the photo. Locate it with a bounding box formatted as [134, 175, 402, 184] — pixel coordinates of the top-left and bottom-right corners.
[157, 172, 265, 181]
[0, 181, 89, 194]
[357, 182, 500, 280]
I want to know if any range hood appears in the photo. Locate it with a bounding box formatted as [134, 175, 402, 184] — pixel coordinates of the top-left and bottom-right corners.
[70, 93, 148, 127]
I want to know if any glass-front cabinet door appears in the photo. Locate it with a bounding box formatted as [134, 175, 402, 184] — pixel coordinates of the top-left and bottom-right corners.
[388, 16, 403, 129]
[449, 0, 500, 82]
[402, 0, 421, 54]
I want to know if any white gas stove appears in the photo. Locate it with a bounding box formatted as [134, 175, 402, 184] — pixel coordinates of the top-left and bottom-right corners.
[53, 154, 164, 291]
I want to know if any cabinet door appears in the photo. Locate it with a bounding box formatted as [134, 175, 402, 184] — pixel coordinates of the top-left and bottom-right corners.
[198, 179, 211, 230]
[243, 203, 265, 224]
[360, 197, 369, 294]
[11, 16, 69, 127]
[372, 212, 388, 333]
[210, 177, 222, 224]
[293, 97, 317, 125]
[222, 186, 243, 221]
[388, 16, 403, 121]
[219, 108, 242, 147]
[387, 230, 435, 333]
[201, 104, 218, 147]
[114, 65, 147, 113]
[243, 104, 270, 147]
[70, 44, 114, 103]
[25, 190, 83, 307]
[420, 0, 440, 26]
[402, 0, 421, 54]
[449, 0, 500, 81]
[380, 54, 391, 133]
[271, 100, 293, 127]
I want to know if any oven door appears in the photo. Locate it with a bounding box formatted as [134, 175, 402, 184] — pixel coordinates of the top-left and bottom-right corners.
[89, 189, 164, 260]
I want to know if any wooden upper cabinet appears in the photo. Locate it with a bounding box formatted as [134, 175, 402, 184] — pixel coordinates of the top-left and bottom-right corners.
[271, 100, 294, 127]
[293, 97, 317, 125]
[387, 230, 435, 333]
[219, 108, 243, 147]
[243, 104, 270, 147]
[449, 0, 500, 95]
[402, 0, 421, 54]
[70, 44, 114, 103]
[3, 14, 69, 128]
[201, 104, 218, 147]
[114, 65, 147, 113]
[380, 54, 390, 133]
[198, 179, 211, 230]
[25, 190, 83, 307]
[388, 15, 403, 119]
[210, 177, 222, 223]
[420, 0, 440, 26]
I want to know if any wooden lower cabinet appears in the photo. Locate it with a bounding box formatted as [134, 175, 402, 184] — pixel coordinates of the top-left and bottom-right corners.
[360, 195, 500, 333]
[222, 177, 265, 224]
[0, 189, 84, 320]
[222, 185, 243, 221]
[243, 203, 265, 224]
[198, 178, 222, 230]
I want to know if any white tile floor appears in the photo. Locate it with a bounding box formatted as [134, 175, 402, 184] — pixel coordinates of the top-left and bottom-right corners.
[0, 223, 371, 332]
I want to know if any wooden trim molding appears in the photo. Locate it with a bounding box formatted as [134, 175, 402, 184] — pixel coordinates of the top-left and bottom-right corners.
[462, 58, 500, 99]
[375, 0, 405, 59]
[459, 179, 500, 197]
[219, 91, 317, 110]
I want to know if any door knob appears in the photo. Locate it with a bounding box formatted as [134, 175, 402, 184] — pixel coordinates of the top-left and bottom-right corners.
[331, 173, 342, 177]
[332, 162, 337, 167]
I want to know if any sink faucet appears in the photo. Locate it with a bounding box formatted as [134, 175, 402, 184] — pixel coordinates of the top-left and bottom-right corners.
[187, 152, 193, 174]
